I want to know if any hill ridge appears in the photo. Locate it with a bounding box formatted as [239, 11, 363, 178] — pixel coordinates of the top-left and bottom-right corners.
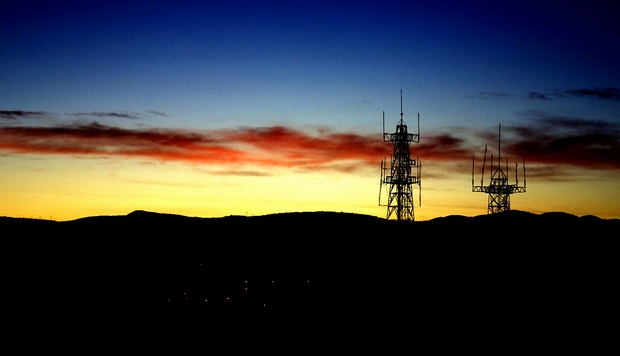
[3, 209, 619, 224]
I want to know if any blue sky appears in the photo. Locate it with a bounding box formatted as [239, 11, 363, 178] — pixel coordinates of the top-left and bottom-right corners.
[1, 0, 619, 219]
[3, 1, 616, 128]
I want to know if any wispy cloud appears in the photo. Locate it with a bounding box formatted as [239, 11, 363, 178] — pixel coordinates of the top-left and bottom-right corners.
[1, 117, 617, 178]
[0, 110, 50, 120]
[465, 91, 511, 99]
[503, 114, 620, 170]
[146, 110, 168, 117]
[211, 170, 273, 177]
[416, 133, 472, 162]
[0, 120, 488, 174]
[0, 121, 243, 163]
[527, 92, 553, 100]
[65, 111, 141, 119]
[527, 87, 620, 101]
[1, 110, 145, 123]
[564, 88, 620, 101]
[0, 122, 392, 172]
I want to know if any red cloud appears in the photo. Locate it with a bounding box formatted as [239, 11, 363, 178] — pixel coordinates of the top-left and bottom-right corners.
[416, 133, 472, 161]
[2, 120, 617, 175]
[0, 122, 393, 171]
[229, 126, 388, 166]
[0, 122, 246, 164]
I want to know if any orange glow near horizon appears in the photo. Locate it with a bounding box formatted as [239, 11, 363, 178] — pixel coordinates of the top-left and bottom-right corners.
[1, 152, 618, 221]
[1, 120, 619, 221]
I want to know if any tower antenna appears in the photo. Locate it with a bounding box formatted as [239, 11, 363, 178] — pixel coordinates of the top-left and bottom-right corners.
[472, 123, 527, 213]
[379, 90, 421, 221]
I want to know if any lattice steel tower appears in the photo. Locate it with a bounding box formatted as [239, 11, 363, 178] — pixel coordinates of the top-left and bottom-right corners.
[379, 90, 421, 221]
[472, 123, 526, 213]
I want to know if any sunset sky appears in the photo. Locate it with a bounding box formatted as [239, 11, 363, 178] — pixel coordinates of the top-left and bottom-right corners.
[1, 0, 619, 221]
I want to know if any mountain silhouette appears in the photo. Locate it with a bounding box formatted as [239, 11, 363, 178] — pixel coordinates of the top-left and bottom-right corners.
[2, 210, 617, 334]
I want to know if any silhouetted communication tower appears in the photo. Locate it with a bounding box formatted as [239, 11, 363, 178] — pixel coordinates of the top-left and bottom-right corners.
[379, 90, 421, 221]
[472, 123, 526, 214]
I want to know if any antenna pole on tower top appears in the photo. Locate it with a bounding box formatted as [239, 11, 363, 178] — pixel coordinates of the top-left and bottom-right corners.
[400, 89, 403, 123]
[382, 111, 385, 135]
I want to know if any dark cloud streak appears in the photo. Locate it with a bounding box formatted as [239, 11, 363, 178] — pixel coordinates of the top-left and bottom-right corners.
[0, 110, 49, 120]
[65, 112, 141, 119]
[527, 92, 553, 100]
[146, 110, 168, 117]
[527, 87, 620, 101]
[565, 87, 620, 101]
[1, 110, 144, 122]
[504, 117, 620, 170]
[465, 92, 511, 99]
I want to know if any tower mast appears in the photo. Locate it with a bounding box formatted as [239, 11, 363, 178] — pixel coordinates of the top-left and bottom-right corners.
[379, 90, 421, 221]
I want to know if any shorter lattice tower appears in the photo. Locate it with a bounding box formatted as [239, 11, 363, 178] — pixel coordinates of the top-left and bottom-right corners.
[379, 90, 421, 221]
[472, 123, 526, 213]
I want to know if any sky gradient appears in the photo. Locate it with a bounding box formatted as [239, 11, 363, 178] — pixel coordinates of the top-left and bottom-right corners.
[1, 0, 619, 220]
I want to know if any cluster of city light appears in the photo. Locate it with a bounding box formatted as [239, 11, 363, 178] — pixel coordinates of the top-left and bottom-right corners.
[166, 279, 311, 304]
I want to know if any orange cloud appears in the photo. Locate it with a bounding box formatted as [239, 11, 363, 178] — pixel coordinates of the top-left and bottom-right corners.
[0, 122, 391, 171]
[0, 122, 252, 164]
[1, 119, 618, 176]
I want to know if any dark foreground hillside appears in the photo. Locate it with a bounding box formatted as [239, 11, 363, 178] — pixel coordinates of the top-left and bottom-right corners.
[2, 210, 618, 343]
